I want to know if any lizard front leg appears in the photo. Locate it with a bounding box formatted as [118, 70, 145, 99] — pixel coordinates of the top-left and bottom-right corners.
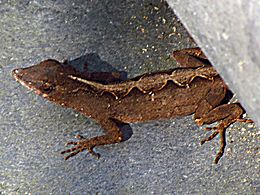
[61, 118, 125, 160]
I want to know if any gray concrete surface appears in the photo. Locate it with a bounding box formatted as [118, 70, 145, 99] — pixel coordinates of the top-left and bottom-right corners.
[167, 0, 260, 126]
[0, 0, 259, 194]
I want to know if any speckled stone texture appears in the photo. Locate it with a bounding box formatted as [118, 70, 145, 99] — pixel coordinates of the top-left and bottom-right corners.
[0, 0, 259, 194]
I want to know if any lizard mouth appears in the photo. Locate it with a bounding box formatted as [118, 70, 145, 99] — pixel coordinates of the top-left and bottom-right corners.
[12, 68, 45, 96]
[12, 68, 32, 88]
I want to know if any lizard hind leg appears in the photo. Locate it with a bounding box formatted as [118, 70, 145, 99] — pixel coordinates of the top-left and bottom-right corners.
[197, 103, 250, 164]
[201, 115, 253, 164]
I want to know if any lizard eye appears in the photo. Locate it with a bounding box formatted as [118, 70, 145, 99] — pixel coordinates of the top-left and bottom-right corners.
[41, 82, 54, 93]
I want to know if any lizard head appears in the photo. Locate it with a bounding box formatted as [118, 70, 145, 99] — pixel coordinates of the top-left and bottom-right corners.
[12, 59, 80, 102]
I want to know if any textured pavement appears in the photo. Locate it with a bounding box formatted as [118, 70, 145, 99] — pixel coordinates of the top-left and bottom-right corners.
[0, 0, 259, 194]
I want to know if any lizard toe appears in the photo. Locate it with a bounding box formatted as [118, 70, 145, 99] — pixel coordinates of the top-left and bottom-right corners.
[61, 138, 100, 160]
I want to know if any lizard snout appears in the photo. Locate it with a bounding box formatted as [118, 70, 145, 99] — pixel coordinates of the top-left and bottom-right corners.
[12, 68, 24, 81]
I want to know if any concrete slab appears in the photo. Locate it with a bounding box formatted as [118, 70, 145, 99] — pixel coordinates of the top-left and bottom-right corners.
[167, 0, 260, 126]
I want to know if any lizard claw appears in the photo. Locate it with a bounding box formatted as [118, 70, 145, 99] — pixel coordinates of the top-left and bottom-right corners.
[65, 134, 87, 146]
[200, 131, 219, 145]
[61, 134, 101, 160]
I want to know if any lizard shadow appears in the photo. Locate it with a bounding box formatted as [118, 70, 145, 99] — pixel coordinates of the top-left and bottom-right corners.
[66, 53, 127, 80]
[66, 53, 133, 141]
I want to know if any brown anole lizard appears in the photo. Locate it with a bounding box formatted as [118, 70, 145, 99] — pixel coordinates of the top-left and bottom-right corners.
[12, 48, 253, 164]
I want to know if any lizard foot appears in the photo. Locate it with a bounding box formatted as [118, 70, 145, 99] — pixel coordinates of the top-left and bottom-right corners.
[61, 134, 100, 160]
[200, 123, 226, 164]
[200, 118, 253, 164]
